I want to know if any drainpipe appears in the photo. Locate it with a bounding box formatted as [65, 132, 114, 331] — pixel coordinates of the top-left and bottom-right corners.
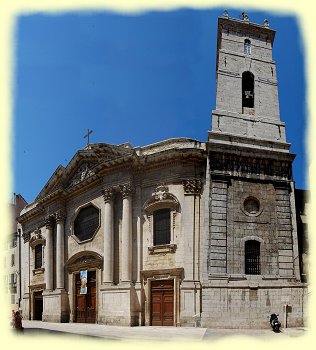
[18, 229, 22, 309]
[28, 238, 31, 320]
[284, 304, 288, 328]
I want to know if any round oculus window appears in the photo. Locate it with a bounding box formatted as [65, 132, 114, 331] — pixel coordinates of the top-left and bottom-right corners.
[74, 205, 100, 242]
[243, 197, 260, 215]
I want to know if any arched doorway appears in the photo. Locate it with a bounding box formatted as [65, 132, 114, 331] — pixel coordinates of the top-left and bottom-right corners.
[65, 251, 103, 324]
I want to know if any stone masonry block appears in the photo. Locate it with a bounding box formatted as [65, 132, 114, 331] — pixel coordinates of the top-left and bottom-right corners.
[211, 219, 227, 227]
[212, 206, 227, 214]
[210, 259, 227, 267]
[210, 246, 227, 254]
[211, 226, 227, 233]
[278, 249, 293, 256]
[212, 188, 228, 195]
[278, 255, 293, 263]
[212, 200, 227, 208]
[210, 239, 227, 246]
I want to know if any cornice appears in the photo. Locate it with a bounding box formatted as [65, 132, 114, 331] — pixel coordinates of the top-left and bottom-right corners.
[218, 16, 275, 44]
[20, 144, 206, 221]
[18, 204, 44, 225]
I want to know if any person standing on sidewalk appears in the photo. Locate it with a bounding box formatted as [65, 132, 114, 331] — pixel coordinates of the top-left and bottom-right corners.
[10, 310, 15, 328]
[13, 311, 24, 333]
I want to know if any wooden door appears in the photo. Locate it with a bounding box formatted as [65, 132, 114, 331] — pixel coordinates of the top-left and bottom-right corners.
[75, 270, 96, 323]
[33, 291, 43, 321]
[151, 280, 174, 326]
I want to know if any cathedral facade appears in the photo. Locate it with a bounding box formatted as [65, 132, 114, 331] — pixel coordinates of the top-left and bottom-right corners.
[18, 14, 307, 328]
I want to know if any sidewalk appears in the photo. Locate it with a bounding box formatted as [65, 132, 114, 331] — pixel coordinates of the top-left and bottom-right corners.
[19, 320, 307, 341]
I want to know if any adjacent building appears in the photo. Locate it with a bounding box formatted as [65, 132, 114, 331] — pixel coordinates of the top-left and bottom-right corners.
[5, 193, 28, 312]
[17, 13, 307, 328]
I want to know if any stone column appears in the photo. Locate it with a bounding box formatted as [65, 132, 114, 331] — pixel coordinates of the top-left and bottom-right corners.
[55, 211, 65, 290]
[45, 217, 54, 291]
[102, 187, 114, 284]
[120, 184, 133, 283]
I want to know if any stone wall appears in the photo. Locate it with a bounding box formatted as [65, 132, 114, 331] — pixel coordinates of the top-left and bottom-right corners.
[200, 284, 306, 328]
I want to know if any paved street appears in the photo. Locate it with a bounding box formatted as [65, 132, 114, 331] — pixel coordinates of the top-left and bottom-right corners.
[13, 320, 307, 341]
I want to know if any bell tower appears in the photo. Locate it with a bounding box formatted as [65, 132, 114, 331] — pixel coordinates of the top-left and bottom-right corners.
[210, 12, 287, 144]
[206, 12, 300, 282]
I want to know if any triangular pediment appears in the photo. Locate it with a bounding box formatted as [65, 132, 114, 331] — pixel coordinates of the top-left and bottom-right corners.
[35, 143, 133, 201]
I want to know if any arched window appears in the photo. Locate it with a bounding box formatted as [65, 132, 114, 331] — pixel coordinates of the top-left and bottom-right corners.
[153, 208, 171, 245]
[242, 71, 254, 109]
[245, 240, 260, 274]
[35, 244, 43, 269]
[244, 39, 251, 54]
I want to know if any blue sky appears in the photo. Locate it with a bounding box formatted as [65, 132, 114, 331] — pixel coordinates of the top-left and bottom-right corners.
[13, 8, 306, 203]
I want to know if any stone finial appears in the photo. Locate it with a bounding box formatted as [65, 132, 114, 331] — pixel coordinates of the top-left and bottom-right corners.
[241, 12, 249, 22]
[263, 19, 269, 27]
[223, 10, 229, 18]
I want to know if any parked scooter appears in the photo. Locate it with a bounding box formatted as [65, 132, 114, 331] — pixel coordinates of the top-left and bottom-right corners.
[269, 313, 281, 332]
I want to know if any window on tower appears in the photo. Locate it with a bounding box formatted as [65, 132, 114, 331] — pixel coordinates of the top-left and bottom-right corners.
[242, 71, 254, 111]
[245, 240, 260, 275]
[244, 39, 251, 54]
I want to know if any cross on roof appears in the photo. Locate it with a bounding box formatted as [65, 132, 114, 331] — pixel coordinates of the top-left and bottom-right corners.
[84, 128, 93, 145]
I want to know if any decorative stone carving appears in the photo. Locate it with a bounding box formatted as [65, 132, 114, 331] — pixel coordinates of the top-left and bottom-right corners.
[65, 251, 103, 272]
[29, 228, 46, 248]
[153, 183, 169, 201]
[34, 228, 42, 240]
[183, 179, 203, 195]
[143, 184, 180, 213]
[67, 162, 96, 188]
[119, 183, 133, 199]
[209, 155, 291, 180]
[102, 187, 114, 203]
[22, 231, 30, 243]
[55, 210, 66, 223]
[44, 216, 54, 229]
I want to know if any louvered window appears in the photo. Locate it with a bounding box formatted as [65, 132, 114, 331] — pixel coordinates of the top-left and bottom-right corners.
[153, 209, 171, 245]
[242, 71, 254, 108]
[245, 240, 260, 274]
